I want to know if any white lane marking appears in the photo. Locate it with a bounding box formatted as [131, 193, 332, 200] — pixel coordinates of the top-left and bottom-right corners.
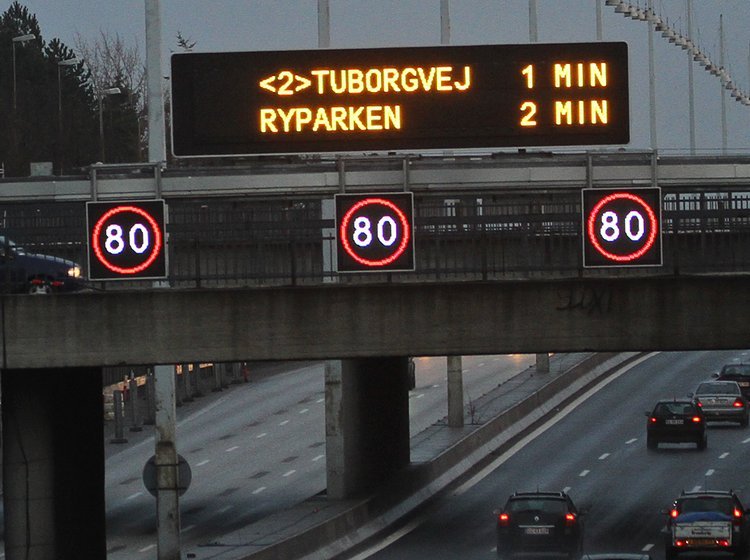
[452, 352, 658, 498]
[317, 398, 324, 403]
[347, 516, 425, 560]
[579, 470, 590, 477]
[642, 544, 654, 551]
[563, 486, 572, 493]
[691, 485, 702, 492]
[138, 544, 156, 553]
[432, 384, 440, 388]
[416, 394, 425, 399]
[217, 505, 234, 514]
[226, 446, 239, 453]
[743, 436, 750, 444]
[126, 492, 143, 501]
[598, 453, 610, 460]
[256, 432, 268, 439]
[478, 362, 486, 367]
[283, 470, 297, 477]
[181, 524, 196, 533]
[299, 408, 309, 414]
[196, 459, 210, 467]
[626, 438, 638, 444]
[279, 420, 290, 426]
[719, 452, 730, 459]
[252, 486, 266, 495]
[706, 469, 715, 476]
[312, 454, 325, 462]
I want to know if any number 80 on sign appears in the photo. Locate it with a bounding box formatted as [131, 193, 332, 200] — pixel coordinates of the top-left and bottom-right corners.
[86, 200, 167, 280]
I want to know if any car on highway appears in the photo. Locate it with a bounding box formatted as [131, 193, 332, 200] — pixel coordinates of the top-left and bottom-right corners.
[646, 399, 706, 450]
[495, 490, 583, 559]
[690, 380, 749, 426]
[665, 490, 749, 560]
[715, 363, 750, 399]
[0, 235, 84, 294]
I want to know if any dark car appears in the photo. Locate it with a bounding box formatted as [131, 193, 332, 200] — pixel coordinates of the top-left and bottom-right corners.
[690, 380, 749, 426]
[0, 236, 84, 294]
[495, 490, 583, 559]
[665, 490, 749, 559]
[716, 364, 750, 399]
[646, 399, 706, 450]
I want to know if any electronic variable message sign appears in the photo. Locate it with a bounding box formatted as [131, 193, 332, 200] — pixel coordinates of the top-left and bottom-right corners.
[582, 188, 662, 268]
[335, 193, 415, 272]
[87, 200, 167, 280]
[171, 42, 629, 157]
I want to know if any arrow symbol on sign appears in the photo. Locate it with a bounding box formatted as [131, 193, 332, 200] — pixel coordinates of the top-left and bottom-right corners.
[259, 72, 312, 95]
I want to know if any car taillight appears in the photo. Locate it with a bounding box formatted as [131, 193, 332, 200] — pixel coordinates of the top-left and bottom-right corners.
[671, 508, 679, 518]
[696, 401, 703, 407]
[565, 512, 576, 525]
[675, 539, 686, 547]
[734, 508, 743, 518]
[650, 417, 658, 423]
[692, 416, 702, 423]
[718, 539, 730, 547]
[498, 513, 509, 526]
[733, 399, 745, 408]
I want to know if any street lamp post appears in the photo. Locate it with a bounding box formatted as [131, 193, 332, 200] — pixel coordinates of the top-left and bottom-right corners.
[12, 33, 35, 111]
[98, 87, 122, 162]
[57, 58, 78, 173]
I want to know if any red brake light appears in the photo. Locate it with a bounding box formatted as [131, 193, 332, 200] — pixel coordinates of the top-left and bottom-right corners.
[650, 417, 657, 423]
[565, 513, 575, 521]
[498, 512, 509, 525]
[692, 416, 702, 423]
[670, 508, 679, 518]
[719, 539, 730, 547]
[696, 401, 703, 407]
[734, 508, 743, 518]
[733, 399, 745, 408]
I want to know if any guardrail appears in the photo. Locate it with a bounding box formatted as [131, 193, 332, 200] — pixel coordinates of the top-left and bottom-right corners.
[1, 184, 750, 291]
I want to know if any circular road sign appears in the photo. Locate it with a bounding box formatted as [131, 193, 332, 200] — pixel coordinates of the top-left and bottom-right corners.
[582, 188, 662, 267]
[142, 453, 192, 497]
[335, 192, 415, 272]
[86, 200, 167, 280]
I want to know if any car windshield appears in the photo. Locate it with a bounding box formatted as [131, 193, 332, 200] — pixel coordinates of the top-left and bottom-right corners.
[680, 497, 733, 515]
[696, 382, 740, 395]
[508, 498, 567, 514]
[721, 365, 750, 377]
[654, 402, 695, 415]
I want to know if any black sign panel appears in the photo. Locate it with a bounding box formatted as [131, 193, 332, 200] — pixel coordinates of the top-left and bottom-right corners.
[335, 193, 415, 272]
[171, 42, 629, 157]
[86, 200, 167, 280]
[582, 188, 662, 268]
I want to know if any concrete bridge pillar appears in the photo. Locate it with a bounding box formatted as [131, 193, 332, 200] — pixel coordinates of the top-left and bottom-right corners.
[325, 357, 410, 499]
[2, 367, 105, 560]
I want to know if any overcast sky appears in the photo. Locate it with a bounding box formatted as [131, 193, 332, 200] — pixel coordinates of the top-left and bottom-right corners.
[13, 0, 750, 154]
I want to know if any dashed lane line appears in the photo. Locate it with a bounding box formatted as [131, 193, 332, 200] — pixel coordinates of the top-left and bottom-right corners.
[279, 420, 290, 426]
[706, 469, 715, 476]
[579, 470, 590, 477]
[126, 492, 143, 501]
[138, 544, 156, 553]
[252, 487, 267, 495]
[283, 470, 297, 478]
[719, 452, 730, 459]
[626, 438, 638, 444]
[642, 544, 654, 551]
[226, 446, 239, 453]
[196, 459, 210, 467]
[598, 453, 610, 460]
[312, 454, 325, 462]
[256, 432, 268, 439]
[299, 408, 309, 414]
[691, 485, 702, 492]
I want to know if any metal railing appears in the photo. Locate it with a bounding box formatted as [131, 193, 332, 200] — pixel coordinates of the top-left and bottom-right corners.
[1, 186, 750, 292]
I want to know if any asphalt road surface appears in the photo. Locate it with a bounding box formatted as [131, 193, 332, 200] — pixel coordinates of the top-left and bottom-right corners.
[101, 354, 536, 558]
[343, 350, 750, 560]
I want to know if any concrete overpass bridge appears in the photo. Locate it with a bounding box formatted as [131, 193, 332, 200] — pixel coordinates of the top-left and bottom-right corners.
[2, 150, 750, 559]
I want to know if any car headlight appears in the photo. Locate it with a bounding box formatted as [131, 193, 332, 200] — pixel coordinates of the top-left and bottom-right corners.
[67, 266, 82, 278]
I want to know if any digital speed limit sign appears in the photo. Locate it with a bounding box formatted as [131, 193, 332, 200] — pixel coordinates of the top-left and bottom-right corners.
[582, 187, 662, 268]
[86, 200, 167, 280]
[335, 193, 415, 272]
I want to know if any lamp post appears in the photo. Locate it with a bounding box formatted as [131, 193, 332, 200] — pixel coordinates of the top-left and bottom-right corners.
[57, 58, 78, 135]
[98, 87, 122, 162]
[12, 33, 35, 111]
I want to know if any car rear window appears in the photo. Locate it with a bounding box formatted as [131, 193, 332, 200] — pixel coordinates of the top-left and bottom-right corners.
[654, 402, 696, 415]
[696, 383, 740, 395]
[721, 365, 750, 377]
[680, 497, 733, 515]
[508, 498, 567, 514]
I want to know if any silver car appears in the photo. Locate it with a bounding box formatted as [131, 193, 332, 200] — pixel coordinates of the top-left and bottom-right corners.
[690, 380, 749, 426]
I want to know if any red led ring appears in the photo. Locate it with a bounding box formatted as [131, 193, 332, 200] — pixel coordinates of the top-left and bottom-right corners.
[339, 198, 411, 267]
[92, 206, 163, 274]
[587, 192, 658, 262]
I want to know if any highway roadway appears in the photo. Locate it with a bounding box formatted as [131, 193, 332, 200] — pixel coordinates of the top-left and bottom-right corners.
[343, 350, 750, 560]
[102, 354, 535, 558]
